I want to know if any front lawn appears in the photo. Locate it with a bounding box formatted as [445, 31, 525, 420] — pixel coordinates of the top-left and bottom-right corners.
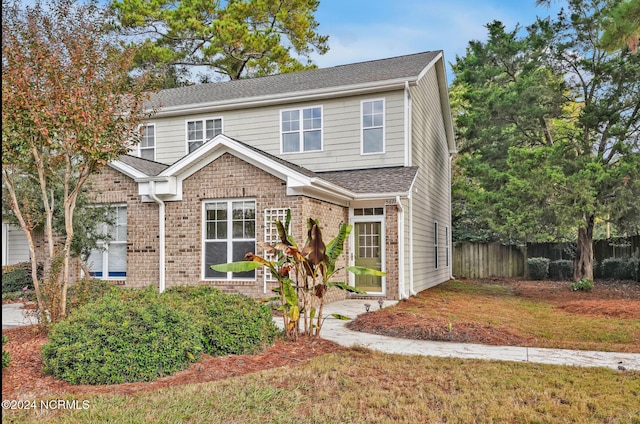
[3, 348, 638, 423]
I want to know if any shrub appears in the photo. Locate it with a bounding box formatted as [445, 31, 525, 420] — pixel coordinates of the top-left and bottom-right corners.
[549, 260, 573, 280]
[66, 278, 116, 314]
[571, 278, 594, 292]
[165, 286, 279, 356]
[2, 262, 38, 294]
[527, 257, 550, 280]
[2, 336, 10, 369]
[42, 287, 203, 385]
[601, 257, 639, 281]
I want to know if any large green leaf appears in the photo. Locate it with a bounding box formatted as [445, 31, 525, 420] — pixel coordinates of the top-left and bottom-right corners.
[330, 313, 351, 321]
[282, 278, 298, 306]
[326, 223, 352, 272]
[327, 281, 367, 294]
[346, 266, 387, 277]
[210, 261, 262, 273]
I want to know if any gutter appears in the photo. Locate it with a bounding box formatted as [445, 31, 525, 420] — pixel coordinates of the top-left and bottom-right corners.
[147, 181, 166, 293]
[396, 196, 409, 299]
[408, 193, 416, 296]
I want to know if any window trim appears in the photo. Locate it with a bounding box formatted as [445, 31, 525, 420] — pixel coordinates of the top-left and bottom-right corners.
[279, 105, 323, 154]
[185, 117, 223, 154]
[138, 123, 156, 161]
[202, 198, 256, 281]
[361, 98, 386, 155]
[434, 221, 439, 269]
[445, 226, 450, 267]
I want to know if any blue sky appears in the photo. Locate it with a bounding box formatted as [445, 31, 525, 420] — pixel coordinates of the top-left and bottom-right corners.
[309, 0, 564, 82]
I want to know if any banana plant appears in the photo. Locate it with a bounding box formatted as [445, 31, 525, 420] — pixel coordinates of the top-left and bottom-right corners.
[211, 210, 385, 339]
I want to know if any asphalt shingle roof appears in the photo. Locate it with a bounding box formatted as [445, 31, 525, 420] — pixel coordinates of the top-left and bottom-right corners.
[117, 154, 169, 176]
[148, 51, 441, 109]
[318, 167, 418, 194]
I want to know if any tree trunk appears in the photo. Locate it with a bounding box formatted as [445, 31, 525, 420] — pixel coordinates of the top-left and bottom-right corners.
[574, 214, 595, 281]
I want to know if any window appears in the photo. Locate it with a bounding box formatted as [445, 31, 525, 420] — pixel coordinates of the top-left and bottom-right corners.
[187, 118, 222, 153]
[434, 222, 439, 269]
[362, 99, 384, 154]
[88, 206, 127, 278]
[204, 200, 256, 280]
[353, 207, 384, 216]
[139, 124, 155, 160]
[445, 226, 450, 267]
[281, 106, 322, 153]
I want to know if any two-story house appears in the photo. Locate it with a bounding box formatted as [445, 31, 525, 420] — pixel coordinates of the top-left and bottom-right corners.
[3, 51, 456, 301]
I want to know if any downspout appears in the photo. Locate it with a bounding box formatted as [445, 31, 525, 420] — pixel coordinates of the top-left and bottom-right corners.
[396, 196, 408, 299]
[148, 181, 166, 293]
[408, 193, 416, 296]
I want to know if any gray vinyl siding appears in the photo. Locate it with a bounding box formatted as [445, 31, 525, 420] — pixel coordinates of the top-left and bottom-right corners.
[3, 223, 30, 265]
[149, 92, 407, 172]
[409, 65, 452, 292]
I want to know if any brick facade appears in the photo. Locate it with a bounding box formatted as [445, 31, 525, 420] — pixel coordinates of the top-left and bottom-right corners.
[72, 153, 402, 301]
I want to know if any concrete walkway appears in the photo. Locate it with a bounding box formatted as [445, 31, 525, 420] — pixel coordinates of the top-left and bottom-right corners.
[2, 302, 38, 330]
[314, 299, 640, 371]
[4, 301, 639, 371]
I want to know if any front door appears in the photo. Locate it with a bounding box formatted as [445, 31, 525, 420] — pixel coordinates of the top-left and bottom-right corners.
[354, 221, 383, 293]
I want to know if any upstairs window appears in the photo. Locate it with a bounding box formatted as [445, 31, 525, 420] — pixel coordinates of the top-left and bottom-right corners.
[281, 106, 322, 153]
[139, 124, 155, 160]
[362, 99, 385, 154]
[187, 118, 222, 153]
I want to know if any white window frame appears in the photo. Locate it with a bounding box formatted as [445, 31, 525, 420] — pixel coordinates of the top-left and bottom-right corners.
[139, 123, 156, 161]
[361, 99, 385, 155]
[280, 105, 323, 153]
[185, 117, 223, 154]
[202, 199, 256, 281]
[445, 226, 450, 267]
[88, 205, 127, 280]
[434, 221, 439, 269]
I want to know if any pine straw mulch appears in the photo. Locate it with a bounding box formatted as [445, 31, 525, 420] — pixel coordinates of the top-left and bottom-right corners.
[348, 279, 640, 348]
[2, 326, 344, 401]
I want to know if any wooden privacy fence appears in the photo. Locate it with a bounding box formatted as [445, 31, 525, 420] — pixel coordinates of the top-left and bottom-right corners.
[453, 235, 640, 279]
[453, 242, 525, 279]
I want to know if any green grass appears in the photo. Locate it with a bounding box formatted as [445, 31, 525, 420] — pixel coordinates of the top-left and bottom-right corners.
[4, 349, 639, 423]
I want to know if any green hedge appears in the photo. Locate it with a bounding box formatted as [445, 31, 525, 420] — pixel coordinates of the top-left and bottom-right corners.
[165, 286, 279, 356]
[66, 278, 116, 314]
[42, 285, 279, 385]
[601, 257, 640, 282]
[42, 287, 203, 385]
[548, 260, 573, 281]
[2, 262, 40, 293]
[527, 257, 550, 280]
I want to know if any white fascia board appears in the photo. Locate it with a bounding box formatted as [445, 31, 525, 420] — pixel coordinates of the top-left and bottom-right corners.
[150, 79, 414, 118]
[109, 161, 148, 180]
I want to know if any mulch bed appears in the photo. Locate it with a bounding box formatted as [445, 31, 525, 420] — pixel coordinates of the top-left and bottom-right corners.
[2, 325, 344, 401]
[348, 279, 640, 347]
